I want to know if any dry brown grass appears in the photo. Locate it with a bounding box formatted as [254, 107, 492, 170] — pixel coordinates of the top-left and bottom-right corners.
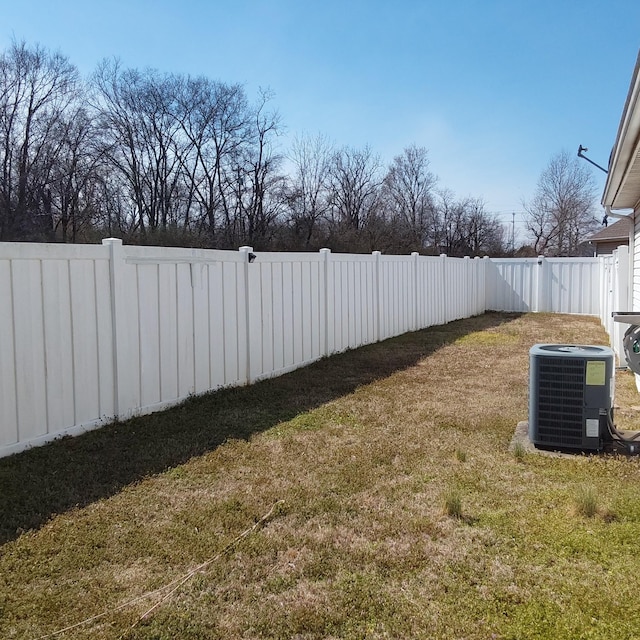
[3, 312, 640, 639]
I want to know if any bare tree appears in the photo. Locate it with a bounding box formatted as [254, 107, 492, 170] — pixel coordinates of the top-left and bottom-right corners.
[327, 145, 381, 249]
[429, 189, 464, 255]
[175, 76, 250, 243]
[91, 61, 188, 238]
[525, 150, 599, 256]
[0, 40, 515, 253]
[90, 170, 137, 238]
[234, 90, 284, 249]
[0, 41, 80, 240]
[381, 145, 437, 251]
[283, 133, 333, 249]
[457, 197, 505, 256]
[46, 105, 107, 242]
[424, 190, 506, 256]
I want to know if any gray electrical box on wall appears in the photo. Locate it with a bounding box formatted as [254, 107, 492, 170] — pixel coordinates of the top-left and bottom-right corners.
[529, 344, 614, 451]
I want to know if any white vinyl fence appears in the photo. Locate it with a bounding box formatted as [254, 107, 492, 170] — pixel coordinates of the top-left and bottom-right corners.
[486, 255, 605, 314]
[597, 246, 629, 358]
[0, 241, 489, 458]
[0, 240, 622, 458]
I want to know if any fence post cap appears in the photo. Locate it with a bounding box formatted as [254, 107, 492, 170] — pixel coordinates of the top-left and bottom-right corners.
[102, 238, 123, 246]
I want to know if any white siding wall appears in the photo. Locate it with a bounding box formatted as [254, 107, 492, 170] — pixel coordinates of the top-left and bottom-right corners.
[634, 214, 640, 311]
[0, 241, 616, 458]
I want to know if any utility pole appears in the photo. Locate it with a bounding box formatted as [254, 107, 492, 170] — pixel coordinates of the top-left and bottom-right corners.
[511, 212, 515, 255]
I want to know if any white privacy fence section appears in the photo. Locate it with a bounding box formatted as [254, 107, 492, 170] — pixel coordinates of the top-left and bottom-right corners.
[246, 250, 326, 382]
[0, 241, 628, 459]
[0, 242, 116, 456]
[110, 242, 250, 417]
[245, 250, 487, 382]
[0, 242, 490, 458]
[486, 256, 604, 315]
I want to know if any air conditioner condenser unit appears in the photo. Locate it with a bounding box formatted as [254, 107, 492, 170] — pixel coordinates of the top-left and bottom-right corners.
[529, 344, 614, 452]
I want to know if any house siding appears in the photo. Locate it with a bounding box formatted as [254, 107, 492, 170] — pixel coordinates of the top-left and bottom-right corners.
[595, 240, 628, 256]
[634, 212, 640, 310]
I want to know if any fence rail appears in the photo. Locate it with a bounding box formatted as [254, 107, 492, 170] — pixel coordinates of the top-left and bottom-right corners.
[0, 240, 624, 458]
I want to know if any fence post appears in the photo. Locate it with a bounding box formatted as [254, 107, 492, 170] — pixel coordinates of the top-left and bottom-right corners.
[373, 251, 382, 341]
[411, 252, 419, 331]
[535, 255, 546, 313]
[239, 246, 253, 384]
[440, 254, 448, 323]
[464, 256, 471, 317]
[472, 256, 480, 314]
[482, 256, 490, 313]
[320, 248, 331, 356]
[102, 238, 132, 418]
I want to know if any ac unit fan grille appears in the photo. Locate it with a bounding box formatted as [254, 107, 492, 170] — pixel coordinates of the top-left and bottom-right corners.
[535, 356, 585, 446]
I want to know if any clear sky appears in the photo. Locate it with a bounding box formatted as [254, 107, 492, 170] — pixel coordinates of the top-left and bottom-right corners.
[1, 0, 638, 240]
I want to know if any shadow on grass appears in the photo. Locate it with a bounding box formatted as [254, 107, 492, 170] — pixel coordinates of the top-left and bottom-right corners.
[0, 312, 521, 545]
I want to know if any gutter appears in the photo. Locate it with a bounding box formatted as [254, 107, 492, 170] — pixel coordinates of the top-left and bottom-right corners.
[604, 205, 634, 221]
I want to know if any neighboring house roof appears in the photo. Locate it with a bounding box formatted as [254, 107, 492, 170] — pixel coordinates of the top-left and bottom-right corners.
[588, 218, 631, 242]
[602, 51, 640, 210]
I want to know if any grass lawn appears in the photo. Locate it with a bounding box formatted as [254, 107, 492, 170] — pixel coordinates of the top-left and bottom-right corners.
[3, 311, 640, 639]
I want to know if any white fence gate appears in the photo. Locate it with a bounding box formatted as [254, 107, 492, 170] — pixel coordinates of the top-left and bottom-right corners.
[486, 255, 604, 314]
[0, 240, 625, 458]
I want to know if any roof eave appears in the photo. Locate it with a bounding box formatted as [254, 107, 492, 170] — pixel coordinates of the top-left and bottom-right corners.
[602, 51, 640, 210]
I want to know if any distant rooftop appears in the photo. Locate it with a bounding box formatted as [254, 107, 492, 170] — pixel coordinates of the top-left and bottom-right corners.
[588, 217, 631, 242]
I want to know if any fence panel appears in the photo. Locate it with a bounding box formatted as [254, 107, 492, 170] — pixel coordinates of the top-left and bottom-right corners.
[328, 254, 379, 351]
[246, 252, 325, 382]
[123, 246, 248, 409]
[0, 258, 17, 447]
[416, 255, 446, 328]
[41, 259, 75, 433]
[486, 258, 537, 312]
[379, 255, 414, 340]
[545, 258, 601, 314]
[0, 243, 113, 455]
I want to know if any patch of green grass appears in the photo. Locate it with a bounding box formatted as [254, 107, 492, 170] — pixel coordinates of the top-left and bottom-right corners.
[455, 330, 520, 346]
[513, 440, 526, 460]
[574, 484, 599, 518]
[443, 486, 464, 518]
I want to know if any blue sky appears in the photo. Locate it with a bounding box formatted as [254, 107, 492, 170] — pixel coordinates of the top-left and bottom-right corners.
[1, 0, 639, 239]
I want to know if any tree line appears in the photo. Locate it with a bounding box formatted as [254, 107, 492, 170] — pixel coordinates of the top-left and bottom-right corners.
[0, 41, 599, 255]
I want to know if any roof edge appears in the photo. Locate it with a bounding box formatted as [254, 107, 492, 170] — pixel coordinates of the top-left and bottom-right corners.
[602, 50, 640, 208]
